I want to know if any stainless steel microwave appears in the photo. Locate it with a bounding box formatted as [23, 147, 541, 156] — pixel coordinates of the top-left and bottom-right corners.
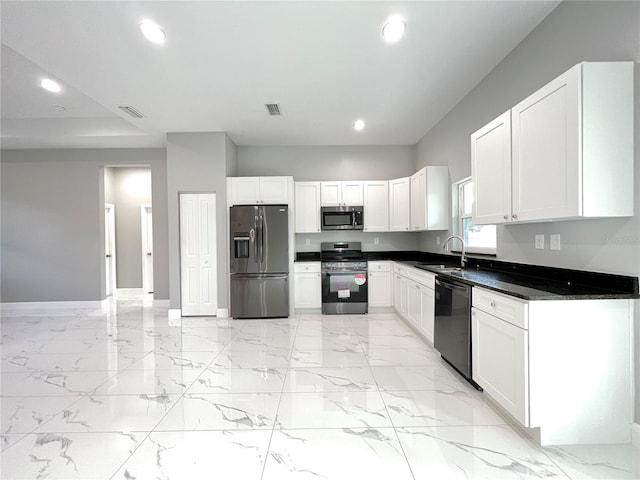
[321, 206, 364, 230]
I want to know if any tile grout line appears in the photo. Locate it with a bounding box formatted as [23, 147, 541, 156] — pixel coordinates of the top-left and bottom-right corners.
[260, 314, 300, 480]
[360, 314, 417, 480]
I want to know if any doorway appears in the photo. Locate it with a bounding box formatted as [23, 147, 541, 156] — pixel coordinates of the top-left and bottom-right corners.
[141, 204, 153, 294]
[105, 204, 117, 297]
[103, 166, 152, 298]
[179, 192, 217, 316]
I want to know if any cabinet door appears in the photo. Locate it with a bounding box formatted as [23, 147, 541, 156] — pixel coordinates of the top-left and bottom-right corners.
[406, 281, 421, 327]
[512, 65, 580, 222]
[393, 273, 405, 315]
[341, 181, 364, 205]
[363, 181, 389, 232]
[368, 270, 392, 307]
[320, 182, 342, 206]
[471, 111, 512, 224]
[389, 177, 410, 231]
[231, 177, 261, 205]
[410, 169, 426, 231]
[294, 182, 321, 233]
[472, 307, 529, 426]
[420, 285, 435, 344]
[294, 272, 322, 309]
[259, 177, 289, 204]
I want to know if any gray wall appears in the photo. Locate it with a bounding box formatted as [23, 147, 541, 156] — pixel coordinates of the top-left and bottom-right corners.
[237, 145, 416, 180]
[111, 167, 152, 288]
[238, 145, 419, 252]
[0, 148, 169, 302]
[166, 132, 233, 310]
[414, 1, 640, 423]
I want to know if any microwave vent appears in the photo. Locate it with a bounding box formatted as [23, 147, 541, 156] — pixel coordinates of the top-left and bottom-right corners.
[265, 103, 282, 116]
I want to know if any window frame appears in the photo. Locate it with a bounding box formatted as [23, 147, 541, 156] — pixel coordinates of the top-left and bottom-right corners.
[452, 177, 497, 256]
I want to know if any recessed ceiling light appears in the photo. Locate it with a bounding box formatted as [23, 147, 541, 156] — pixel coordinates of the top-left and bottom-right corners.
[354, 120, 365, 131]
[40, 78, 61, 93]
[139, 20, 166, 44]
[382, 17, 406, 43]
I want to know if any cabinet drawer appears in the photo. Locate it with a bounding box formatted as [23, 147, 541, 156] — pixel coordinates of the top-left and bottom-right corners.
[472, 287, 528, 329]
[294, 262, 321, 273]
[393, 262, 408, 276]
[368, 261, 391, 272]
[406, 267, 435, 289]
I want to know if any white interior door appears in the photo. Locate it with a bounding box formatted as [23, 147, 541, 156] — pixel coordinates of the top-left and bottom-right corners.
[141, 204, 154, 294]
[180, 193, 217, 316]
[105, 204, 117, 297]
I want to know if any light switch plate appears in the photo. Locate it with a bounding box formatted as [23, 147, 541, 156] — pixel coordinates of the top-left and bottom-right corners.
[374, 237, 379, 245]
[550, 234, 561, 250]
[535, 234, 545, 249]
[305, 238, 311, 246]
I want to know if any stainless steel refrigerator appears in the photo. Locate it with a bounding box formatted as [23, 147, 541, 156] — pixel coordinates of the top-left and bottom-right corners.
[229, 205, 289, 318]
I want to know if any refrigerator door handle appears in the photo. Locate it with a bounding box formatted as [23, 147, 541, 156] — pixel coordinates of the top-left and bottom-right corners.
[260, 214, 265, 264]
[253, 215, 259, 262]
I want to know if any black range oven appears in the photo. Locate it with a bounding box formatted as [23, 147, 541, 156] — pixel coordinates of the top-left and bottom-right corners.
[320, 242, 368, 315]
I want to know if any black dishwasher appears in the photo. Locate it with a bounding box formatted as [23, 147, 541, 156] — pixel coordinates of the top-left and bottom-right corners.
[434, 277, 481, 390]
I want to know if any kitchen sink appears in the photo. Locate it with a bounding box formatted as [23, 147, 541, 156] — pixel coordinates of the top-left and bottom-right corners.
[418, 263, 464, 273]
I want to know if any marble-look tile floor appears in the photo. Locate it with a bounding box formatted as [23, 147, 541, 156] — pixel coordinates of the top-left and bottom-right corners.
[1, 289, 638, 479]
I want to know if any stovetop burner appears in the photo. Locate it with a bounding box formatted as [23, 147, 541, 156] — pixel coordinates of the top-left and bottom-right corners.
[320, 242, 365, 262]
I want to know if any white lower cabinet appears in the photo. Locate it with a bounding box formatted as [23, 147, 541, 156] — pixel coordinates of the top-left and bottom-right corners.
[392, 266, 407, 317]
[406, 280, 421, 328]
[419, 285, 435, 344]
[392, 263, 436, 345]
[471, 286, 632, 446]
[294, 263, 321, 310]
[472, 306, 528, 425]
[368, 262, 392, 308]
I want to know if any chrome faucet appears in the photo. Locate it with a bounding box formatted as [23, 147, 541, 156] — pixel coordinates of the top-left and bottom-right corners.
[443, 235, 467, 268]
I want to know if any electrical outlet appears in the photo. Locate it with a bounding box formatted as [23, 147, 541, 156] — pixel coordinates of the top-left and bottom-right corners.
[535, 234, 545, 249]
[436, 236, 441, 245]
[305, 238, 311, 246]
[374, 237, 379, 245]
[550, 234, 561, 251]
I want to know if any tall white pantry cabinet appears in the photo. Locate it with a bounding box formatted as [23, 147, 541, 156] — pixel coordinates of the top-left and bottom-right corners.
[471, 61, 634, 225]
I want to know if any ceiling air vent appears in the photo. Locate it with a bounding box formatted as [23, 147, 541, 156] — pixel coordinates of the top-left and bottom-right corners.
[118, 105, 145, 118]
[265, 103, 282, 116]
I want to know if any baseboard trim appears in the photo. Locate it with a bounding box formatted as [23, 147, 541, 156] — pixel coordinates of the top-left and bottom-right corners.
[0, 300, 107, 313]
[632, 422, 640, 448]
[153, 299, 170, 308]
[216, 308, 229, 318]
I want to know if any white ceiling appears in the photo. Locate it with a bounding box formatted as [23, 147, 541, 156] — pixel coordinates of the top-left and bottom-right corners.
[0, 1, 559, 149]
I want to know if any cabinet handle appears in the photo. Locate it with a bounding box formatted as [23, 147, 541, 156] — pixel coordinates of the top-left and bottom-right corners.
[503, 214, 508, 220]
[512, 213, 518, 219]
[490, 301, 496, 308]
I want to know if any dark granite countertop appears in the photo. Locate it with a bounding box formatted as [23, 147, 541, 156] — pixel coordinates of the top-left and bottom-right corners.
[295, 250, 639, 301]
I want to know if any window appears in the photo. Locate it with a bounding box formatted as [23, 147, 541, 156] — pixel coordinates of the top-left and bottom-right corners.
[454, 177, 497, 254]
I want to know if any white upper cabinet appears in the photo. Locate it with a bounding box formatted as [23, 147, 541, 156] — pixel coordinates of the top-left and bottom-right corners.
[363, 181, 389, 232]
[472, 61, 634, 224]
[410, 166, 449, 231]
[471, 111, 512, 224]
[259, 177, 290, 204]
[229, 176, 291, 205]
[320, 181, 364, 206]
[294, 182, 321, 233]
[389, 177, 411, 231]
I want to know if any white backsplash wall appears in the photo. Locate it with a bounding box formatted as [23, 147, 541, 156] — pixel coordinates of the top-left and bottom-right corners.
[296, 231, 419, 254]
